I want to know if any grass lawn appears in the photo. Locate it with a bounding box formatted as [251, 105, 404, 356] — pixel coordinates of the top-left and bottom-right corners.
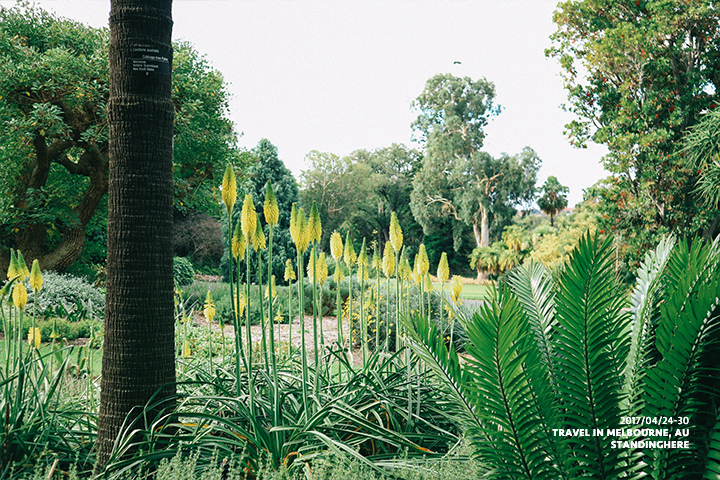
[433, 281, 490, 301]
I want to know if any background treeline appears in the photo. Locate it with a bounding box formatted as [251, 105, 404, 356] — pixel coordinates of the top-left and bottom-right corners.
[2, 2, 720, 287]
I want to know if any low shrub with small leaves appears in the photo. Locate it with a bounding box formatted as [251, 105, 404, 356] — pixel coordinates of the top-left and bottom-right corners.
[32, 271, 105, 319]
[174, 256, 196, 286]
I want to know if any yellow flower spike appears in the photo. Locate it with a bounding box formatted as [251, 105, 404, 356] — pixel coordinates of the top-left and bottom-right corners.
[13, 282, 27, 310]
[424, 273, 434, 293]
[417, 244, 429, 276]
[16, 251, 29, 280]
[333, 263, 345, 283]
[235, 293, 247, 317]
[372, 246, 381, 270]
[221, 164, 238, 215]
[308, 201, 322, 244]
[265, 275, 277, 299]
[290, 203, 299, 244]
[451, 275, 463, 303]
[306, 250, 316, 281]
[7, 249, 18, 280]
[437, 252, 449, 284]
[231, 223, 246, 261]
[240, 194, 257, 242]
[357, 264, 369, 283]
[284, 259, 296, 282]
[330, 230, 343, 261]
[357, 239, 368, 267]
[389, 212, 403, 253]
[264, 182, 279, 227]
[382, 242, 395, 278]
[343, 232, 357, 266]
[317, 253, 328, 286]
[252, 220, 266, 251]
[412, 253, 422, 284]
[295, 208, 310, 253]
[28, 327, 41, 349]
[204, 291, 216, 323]
[183, 340, 191, 358]
[29, 259, 43, 292]
[357, 239, 369, 282]
[399, 252, 412, 282]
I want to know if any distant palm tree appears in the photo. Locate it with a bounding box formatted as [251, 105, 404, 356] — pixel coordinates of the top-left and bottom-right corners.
[538, 176, 569, 227]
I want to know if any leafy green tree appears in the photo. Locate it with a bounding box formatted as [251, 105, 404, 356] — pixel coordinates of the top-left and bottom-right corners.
[0, 4, 241, 272]
[409, 73, 539, 279]
[547, 0, 720, 266]
[683, 108, 720, 212]
[344, 144, 423, 250]
[300, 151, 366, 250]
[412, 147, 540, 279]
[299, 144, 424, 262]
[537, 176, 569, 227]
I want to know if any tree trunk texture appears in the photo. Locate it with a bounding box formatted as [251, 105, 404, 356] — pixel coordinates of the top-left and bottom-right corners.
[473, 208, 490, 281]
[95, 0, 175, 474]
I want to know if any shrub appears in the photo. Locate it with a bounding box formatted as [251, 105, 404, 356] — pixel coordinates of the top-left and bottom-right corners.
[0, 316, 103, 342]
[174, 213, 224, 272]
[32, 271, 105, 320]
[174, 256, 195, 286]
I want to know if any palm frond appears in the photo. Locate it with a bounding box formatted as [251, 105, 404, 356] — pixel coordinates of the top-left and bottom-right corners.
[704, 411, 720, 480]
[623, 235, 676, 412]
[552, 234, 630, 479]
[506, 261, 557, 390]
[462, 286, 560, 480]
[642, 237, 720, 479]
[402, 313, 478, 430]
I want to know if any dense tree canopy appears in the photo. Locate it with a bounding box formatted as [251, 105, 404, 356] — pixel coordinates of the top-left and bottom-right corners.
[409, 73, 539, 278]
[547, 0, 720, 266]
[0, 4, 243, 272]
[299, 144, 422, 256]
[683, 108, 720, 210]
[343, 144, 423, 251]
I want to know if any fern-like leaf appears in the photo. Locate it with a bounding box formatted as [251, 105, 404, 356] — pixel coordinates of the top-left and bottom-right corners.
[623, 235, 676, 413]
[462, 286, 560, 480]
[704, 412, 720, 480]
[552, 234, 630, 479]
[402, 313, 478, 430]
[506, 261, 558, 390]
[642, 237, 720, 479]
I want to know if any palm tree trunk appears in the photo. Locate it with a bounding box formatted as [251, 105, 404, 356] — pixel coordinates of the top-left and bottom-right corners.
[95, 0, 175, 473]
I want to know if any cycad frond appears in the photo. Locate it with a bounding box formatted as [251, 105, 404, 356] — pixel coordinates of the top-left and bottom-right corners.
[703, 412, 720, 480]
[623, 235, 676, 412]
[506, 261, 557, 390]
[642, 237, 720, 479]
[553, 234, 630, 479]
[462, 286, 560, 480]
[402, 313, 478, 429]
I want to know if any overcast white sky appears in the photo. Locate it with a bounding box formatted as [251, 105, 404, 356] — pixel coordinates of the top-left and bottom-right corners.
[2, 0, 609, 206]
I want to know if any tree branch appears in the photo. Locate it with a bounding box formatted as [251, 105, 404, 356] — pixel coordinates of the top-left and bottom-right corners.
[426, 194, 462, 221]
